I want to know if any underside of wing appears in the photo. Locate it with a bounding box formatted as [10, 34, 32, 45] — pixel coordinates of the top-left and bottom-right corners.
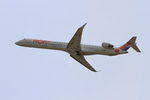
[67, 23, 98, 72]
[67, 23, 87, 52]
[70, 54, 98, 72]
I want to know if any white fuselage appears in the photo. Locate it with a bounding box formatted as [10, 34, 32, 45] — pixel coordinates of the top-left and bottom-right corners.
[15, 39, 127, 56]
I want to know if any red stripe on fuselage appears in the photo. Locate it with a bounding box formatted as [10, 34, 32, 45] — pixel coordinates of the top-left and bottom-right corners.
[120, 42, 131, 50]
[33, 40, 49, 44]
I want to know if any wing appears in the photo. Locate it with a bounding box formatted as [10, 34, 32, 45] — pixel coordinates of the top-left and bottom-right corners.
[67, 23, 98, 72]
[70, 53, 98, 72]
[67, 23, 87, 51]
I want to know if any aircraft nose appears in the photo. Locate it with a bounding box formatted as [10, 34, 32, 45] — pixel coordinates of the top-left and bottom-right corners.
[15, 41, 20, 45]
[15, 40, 24, 46]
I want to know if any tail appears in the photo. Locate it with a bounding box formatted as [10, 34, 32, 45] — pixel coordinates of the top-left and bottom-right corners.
[119, 36, 141, 52]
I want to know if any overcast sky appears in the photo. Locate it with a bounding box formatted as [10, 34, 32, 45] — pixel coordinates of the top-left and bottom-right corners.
[0, 0, 150, 100]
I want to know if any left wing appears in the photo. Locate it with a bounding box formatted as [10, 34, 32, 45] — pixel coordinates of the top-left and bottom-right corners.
[67, 23, 87, 52]
[70, 53, 98, 72]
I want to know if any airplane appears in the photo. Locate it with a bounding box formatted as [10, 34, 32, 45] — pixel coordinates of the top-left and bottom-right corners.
[15, 23, 141, 72]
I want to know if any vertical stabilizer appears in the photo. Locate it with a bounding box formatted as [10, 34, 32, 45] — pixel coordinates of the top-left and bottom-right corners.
[120, 36, 141, 52]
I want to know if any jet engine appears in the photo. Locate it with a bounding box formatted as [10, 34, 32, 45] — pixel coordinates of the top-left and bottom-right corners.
[102, 42, 114, 49]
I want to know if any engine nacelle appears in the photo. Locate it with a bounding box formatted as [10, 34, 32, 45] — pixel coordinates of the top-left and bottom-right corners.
[102, 42, 114, 49]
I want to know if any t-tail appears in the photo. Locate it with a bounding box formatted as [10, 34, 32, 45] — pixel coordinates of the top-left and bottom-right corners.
[119, 36, 141, 52]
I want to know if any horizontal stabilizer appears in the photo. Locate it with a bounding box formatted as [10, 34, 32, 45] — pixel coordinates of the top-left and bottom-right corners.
[131, 43, 141, 52]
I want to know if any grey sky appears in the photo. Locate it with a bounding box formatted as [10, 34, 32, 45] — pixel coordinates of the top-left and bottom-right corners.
[0, 0, 150, 100]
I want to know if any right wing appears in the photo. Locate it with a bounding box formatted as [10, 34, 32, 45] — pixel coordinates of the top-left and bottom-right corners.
[70, 53, 98, 72]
